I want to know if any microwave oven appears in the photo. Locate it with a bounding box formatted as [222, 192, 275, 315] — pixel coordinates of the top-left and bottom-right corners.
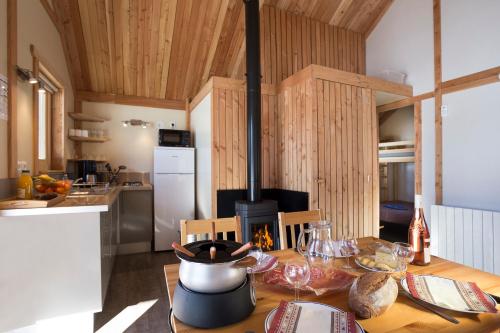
[158, 129, 191, 147]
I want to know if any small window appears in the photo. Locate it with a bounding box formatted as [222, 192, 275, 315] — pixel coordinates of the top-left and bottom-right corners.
[38, 90, 46, 160]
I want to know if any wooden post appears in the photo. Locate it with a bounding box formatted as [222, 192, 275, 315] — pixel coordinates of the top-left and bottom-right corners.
[414, 101, 422, 195]
[185, 99, 190, 131]
[7, 0, 17, 178]
[73, 98, 82, 159]
[433, 0, 443, 205]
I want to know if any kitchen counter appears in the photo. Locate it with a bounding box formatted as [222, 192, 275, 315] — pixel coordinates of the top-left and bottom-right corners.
[0, 184, 152, 217]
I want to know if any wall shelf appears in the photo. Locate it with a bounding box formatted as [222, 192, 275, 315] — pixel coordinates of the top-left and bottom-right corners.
[68, 112, 109, 122]
[68, 136, 110, 143]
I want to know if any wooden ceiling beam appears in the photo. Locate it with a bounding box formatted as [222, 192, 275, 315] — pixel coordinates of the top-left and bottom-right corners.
[201, 0, 230, 85]
[40, 0, 62, 33]
[44, 0, 77, 90]
[67, 0, 91, 90]
[76, 90, 185, 110]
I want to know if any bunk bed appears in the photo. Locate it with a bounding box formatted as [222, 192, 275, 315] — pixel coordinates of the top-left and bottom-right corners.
[379, 140, 415, 225]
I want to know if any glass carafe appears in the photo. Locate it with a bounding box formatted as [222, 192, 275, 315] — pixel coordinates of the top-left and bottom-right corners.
[296, 220, 335, 269]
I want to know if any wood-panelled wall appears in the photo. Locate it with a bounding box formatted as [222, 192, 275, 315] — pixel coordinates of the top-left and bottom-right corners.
[277, 76, 379, 239]
[204, 69, 380, 238]
[232, 5, 366, 84]
[210, 83, 279, 215]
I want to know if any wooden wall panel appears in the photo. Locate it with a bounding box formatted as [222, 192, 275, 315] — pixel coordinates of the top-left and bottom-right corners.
[210, 84, 279, 215]
[277, 76, 378, 239]
[205, 70, 379, 235]
[230, 5, 366, 84]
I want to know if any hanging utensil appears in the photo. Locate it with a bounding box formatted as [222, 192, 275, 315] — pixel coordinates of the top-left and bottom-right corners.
[210, 222, 217, 260]
[172, 242, 195, 257]
[231, 241, 254, 257]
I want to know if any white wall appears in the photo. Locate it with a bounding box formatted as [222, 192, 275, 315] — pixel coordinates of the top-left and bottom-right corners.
[190, 93, 212, 219]
[368, 0, 500, 218]
[441, 0, 500, 81]
[81, 102, 186, 179]
[367, 0, 434, 95]
[442, 84, 500, 211]
[17, 0, 75, 171]
[0, 0, 75, 179]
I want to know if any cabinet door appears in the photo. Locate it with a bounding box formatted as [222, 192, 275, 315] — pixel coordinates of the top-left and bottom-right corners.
[315, 83, 378, 240]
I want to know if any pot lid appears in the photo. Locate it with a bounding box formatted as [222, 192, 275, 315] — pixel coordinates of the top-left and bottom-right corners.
[177, 240, 248, 264]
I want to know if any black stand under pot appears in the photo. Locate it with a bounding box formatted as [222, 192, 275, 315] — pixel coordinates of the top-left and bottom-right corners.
[171, 240, 256, 329]
[172, 276, 256, 329]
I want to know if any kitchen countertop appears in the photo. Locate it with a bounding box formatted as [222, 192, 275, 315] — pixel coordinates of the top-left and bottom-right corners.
[0, 184, 152, 217]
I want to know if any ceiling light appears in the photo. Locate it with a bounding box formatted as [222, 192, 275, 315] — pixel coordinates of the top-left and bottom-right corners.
[38, 82, 46, 93]
[122, 119, 151, 128]
[16, 66, 38, 84]
[28, 72, 38, 84]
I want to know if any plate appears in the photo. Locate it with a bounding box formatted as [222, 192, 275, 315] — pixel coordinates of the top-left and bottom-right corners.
[401, 275, 498, 314]
[355, 255, 404, 273]
[265, 301, 365, 333]
[247, 253, 278, 274]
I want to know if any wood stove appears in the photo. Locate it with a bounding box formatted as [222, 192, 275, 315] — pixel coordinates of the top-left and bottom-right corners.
[235, 0, 279, 250]
[235, 200, 279, 251]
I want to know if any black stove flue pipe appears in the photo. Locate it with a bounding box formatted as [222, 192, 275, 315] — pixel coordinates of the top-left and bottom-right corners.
[244, 0, 262, 203]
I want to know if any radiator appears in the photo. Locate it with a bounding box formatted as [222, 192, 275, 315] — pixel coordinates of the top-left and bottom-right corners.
[431, 205, 500, 275]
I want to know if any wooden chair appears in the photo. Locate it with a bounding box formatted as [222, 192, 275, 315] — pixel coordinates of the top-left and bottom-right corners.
[180, 216, 242, 245]
[277, 209, 322, 250]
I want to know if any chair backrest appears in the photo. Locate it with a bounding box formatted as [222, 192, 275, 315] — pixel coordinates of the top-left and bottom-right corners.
[180, 216, 242, 245]
[277, 209, 322, 250]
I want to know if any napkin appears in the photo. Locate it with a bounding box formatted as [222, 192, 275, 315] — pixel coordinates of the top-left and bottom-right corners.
[406, 273, 497, 313]
[268, 301, 356, 333]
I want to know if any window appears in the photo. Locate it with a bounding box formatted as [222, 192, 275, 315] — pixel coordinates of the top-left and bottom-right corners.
[32, 47, 65, 173]
[38, 89, 46, 160]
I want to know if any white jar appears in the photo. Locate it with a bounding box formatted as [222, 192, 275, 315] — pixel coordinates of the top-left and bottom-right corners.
[69, 128, 76, 136]
[75, 129, 82, 136]
[81, 130, 89, 137]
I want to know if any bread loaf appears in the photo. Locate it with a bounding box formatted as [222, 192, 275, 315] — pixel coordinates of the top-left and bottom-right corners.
[348, 272, 398, 318]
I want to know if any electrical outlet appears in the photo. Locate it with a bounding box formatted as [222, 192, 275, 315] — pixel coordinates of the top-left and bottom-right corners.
[169, 120, 176, 129]
[441, 104, 448, 117]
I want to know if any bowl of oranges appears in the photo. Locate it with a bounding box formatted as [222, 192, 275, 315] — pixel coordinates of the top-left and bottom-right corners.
[34, 174, 73, 195]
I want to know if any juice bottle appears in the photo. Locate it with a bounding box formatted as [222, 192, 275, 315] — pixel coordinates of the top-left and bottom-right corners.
[17, 170, 33, 199]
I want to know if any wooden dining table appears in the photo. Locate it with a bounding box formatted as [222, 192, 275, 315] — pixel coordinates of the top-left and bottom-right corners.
[164, 237, 500, 333]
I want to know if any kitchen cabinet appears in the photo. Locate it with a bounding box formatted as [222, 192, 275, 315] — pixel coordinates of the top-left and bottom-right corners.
[118, 189, 153, 254]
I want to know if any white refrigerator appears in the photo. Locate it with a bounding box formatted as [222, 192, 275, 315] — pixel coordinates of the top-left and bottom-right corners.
[154, 147, 195, 251]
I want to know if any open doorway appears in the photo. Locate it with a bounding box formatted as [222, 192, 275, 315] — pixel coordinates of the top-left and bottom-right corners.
[376, 92, 417, 242]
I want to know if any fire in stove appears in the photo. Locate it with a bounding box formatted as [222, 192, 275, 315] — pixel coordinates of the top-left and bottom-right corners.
[252, 224, 274, 251]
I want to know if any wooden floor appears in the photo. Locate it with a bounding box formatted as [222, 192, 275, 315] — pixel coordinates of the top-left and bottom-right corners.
[94, 251, 179, 333]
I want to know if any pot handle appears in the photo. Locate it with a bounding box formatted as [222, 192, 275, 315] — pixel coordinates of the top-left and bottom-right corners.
[296, 229, 311, 256]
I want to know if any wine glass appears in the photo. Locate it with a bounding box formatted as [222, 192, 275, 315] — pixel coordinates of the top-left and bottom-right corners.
[340, 234, 358, 270]
[393, 242, 415, 272]
[284, 259, 311, 301]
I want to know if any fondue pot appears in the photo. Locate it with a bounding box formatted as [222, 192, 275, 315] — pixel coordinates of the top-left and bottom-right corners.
[172, 240, 256, 329]
[176, 240, 249, 293]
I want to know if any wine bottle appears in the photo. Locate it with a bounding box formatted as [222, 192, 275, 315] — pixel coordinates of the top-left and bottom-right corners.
[408, 194, 431, 265]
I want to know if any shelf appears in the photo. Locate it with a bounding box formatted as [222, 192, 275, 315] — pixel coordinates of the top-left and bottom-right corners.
[379, 156, 415, 163]
[68, 112, 109, 122]
[68, 136, 110, 143]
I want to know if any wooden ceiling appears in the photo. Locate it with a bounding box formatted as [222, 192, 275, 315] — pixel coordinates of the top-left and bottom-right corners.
[44, 0, 393, 106]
